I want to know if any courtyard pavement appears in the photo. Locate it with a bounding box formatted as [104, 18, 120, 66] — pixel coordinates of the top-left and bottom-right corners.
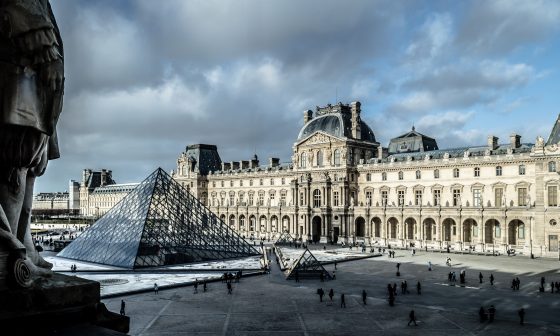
[102, 249, 560, 335]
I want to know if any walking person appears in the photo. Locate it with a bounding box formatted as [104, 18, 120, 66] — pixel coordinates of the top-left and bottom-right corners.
[154, 283, 159, 294]
[362, 290, 367, 305]
[203, 281, 207, 292]
[329, 288, 334, 302]
[518, 308, 525, 325]
[479, 306, 487, 322]
[408, 310, 418, 326]
[120, 300, 125, 316]
[516, 277, 520, 290]
[318, 288, 324, 302]
[428, 261, 432, 271]
[479, 272, 483, 284]
[194, 279, 198, 294]
[490, 274, 494, 286]
[416, 281, 421, 295]
[227, 282, 232, 294]
[488, 305, 496, 322]
[340, 294, 346, 308]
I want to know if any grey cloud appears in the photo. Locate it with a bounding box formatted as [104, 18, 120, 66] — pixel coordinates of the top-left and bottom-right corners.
[456, 0, 560, 55]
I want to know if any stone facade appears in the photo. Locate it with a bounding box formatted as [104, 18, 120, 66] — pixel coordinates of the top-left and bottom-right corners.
[171, 102, 560, 258]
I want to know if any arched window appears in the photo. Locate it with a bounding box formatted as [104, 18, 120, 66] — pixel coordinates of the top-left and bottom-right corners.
[317, 150, 323, 167]
[496, 166, 502, 176]
[549, 161, 557, 172]
[415, 170, 421, 179]
[239, 215, 245, 230]
[313, 189, 321, 208]
[301, 152, 307, 168]
[453, 168, 460, 178]
[229, 215, 235, 228]
[382, 172, 387, 181]
[334, 149, 341, 166]
[474, 167, 480, 177]
[366, 173, 371, 181]
[398, 171, 404, 180]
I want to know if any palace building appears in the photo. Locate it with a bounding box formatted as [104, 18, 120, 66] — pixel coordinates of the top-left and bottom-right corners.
[172, 101, 560, 258]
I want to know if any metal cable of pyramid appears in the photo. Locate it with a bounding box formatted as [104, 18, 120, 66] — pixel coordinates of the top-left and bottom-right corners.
[58, 167, 260, 268]
[285, 248, 331, 280]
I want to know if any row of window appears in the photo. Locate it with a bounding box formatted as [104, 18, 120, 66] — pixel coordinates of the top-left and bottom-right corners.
[365, 165, 530, 182]
[211, 178, 287, 188]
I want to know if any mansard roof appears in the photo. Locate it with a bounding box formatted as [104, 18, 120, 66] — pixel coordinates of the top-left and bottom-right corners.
[387, 126, 439, 154]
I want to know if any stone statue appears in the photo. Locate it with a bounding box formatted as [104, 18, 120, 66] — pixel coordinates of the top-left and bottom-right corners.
[0, 0, 64, 288]
[536, 136, 545, 148]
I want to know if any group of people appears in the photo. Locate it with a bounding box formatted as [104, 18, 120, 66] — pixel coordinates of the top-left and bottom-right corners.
[221, 271, 242, 283]
[70, 264, 78, 272]
[511, 277, 521, 290]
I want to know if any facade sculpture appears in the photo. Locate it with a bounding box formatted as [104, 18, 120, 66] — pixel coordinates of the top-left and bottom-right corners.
[0, 0, 64, 287]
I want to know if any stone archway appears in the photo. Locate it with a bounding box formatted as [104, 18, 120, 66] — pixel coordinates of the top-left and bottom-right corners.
[462, 218, 477, 243]
[508, 219, 525, 245]
[282, 215, 290, 233]
[387, 217, 398, 239]
[355, 217, 366, 237]
[270, 215, 278, 233]
[423, 218, 435, 241]
[312, 216, 322, 242]
[371, 217, 381, 238]
[442, 218, 455, 242]
[484, 219, 499, 244]
[405, 217, 416, 240]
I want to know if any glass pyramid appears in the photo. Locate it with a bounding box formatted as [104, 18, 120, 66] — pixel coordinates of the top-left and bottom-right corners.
[274, 231, 295, 246]
[58, 168, 260, 268]
[286, 248, 331, 280]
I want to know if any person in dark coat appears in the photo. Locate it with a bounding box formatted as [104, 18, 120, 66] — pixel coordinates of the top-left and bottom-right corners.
[518, 308, 525, 325]
[408, 310, 418, 326]
[479, 306, 487, 322]
[340, 294, 346, 308]
[120, 300, 125, 316]
[362, 290, 367, 305]
[490, 274, 494, 286]
[416, 281, 421, 295]
[488, 305, 496, 322]
[329, 288, 334, 301]
[318, 288, 324, 302]
[479, 272, 483, 283]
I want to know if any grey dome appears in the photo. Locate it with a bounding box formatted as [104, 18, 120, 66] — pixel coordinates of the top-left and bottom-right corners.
[297, 114, 376, 142]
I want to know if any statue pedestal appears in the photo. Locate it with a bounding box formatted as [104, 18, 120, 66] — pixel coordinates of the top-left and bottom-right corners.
[0, 272, 129, 333]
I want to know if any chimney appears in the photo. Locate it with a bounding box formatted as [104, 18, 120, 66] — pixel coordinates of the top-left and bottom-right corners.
[351, 101, 361, 140]
[101, 169, 107, 186]
[222, 162, 231, 171]
[510, 133, 521, 149]
[377, 146, 384, 159]
[303, 110, 313, 124]
[240, 160, 250, 169]
[82, 169, 90, 185]
[487, 136, 499, 150]
[250, 154, 259, 168]
[230, 161, 240, 170]
[269, 158, 280, 167]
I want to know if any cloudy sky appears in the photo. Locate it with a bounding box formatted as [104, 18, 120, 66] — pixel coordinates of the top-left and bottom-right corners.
[37, 0, 560, 192]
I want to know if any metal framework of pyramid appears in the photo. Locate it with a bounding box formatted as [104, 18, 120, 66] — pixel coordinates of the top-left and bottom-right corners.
[274, 231, 295, 246]
[286, 248, 331, 280]
[58, 168, 260, 268]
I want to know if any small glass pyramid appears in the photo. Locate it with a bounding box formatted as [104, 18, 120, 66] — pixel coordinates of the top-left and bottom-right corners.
[58, 168, 260, 268]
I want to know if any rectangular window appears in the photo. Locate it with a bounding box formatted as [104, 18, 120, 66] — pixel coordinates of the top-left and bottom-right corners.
[473, 189, 481, 207]
[240, 180, 243, 187]
[398, 190, 405, 206]
[229, 194, 235, 205]
[518, 225, 525, 239]
[453, 189, 461, 206]
[549, 235, 559, 252]
[259, 179, 263, 186]
[280, 192, 286, 206]
[258, 194, 264, 206]
[333, 191, 339, 206]
[518, 188, 527, 206]
[415, 190, 422, 206]
[282, 178, 285, 185]
[548, 186, 558, 206]
[381, 191, 388, 206]
[270, 193, 275, 201]
[519, 165, 526, 175]
[433, 190, 441, 206]
[350, 191, 356, 205]
[495, 225, 501, 238]
[365, 191, 372, 206]
[300, 192, 304, 206]
[230, 181, 233, 187]
[270, 179, 274, 186]
[221, 181, 224, 187]
[494, 188, 503, 207]
[249, 193, 254, 205]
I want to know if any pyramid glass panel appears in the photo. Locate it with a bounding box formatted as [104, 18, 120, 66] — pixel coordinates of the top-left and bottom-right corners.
[286, 248, 331, 280]
[274, 231, 295, 246]
[59, 168, 259, 268]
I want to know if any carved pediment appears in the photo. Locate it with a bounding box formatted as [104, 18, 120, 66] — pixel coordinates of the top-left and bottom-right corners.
[431, 183, 444, 190]
[470, 183, 485, 191]
[297, 131, 341, 147]
[491, 182, 506, 189]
